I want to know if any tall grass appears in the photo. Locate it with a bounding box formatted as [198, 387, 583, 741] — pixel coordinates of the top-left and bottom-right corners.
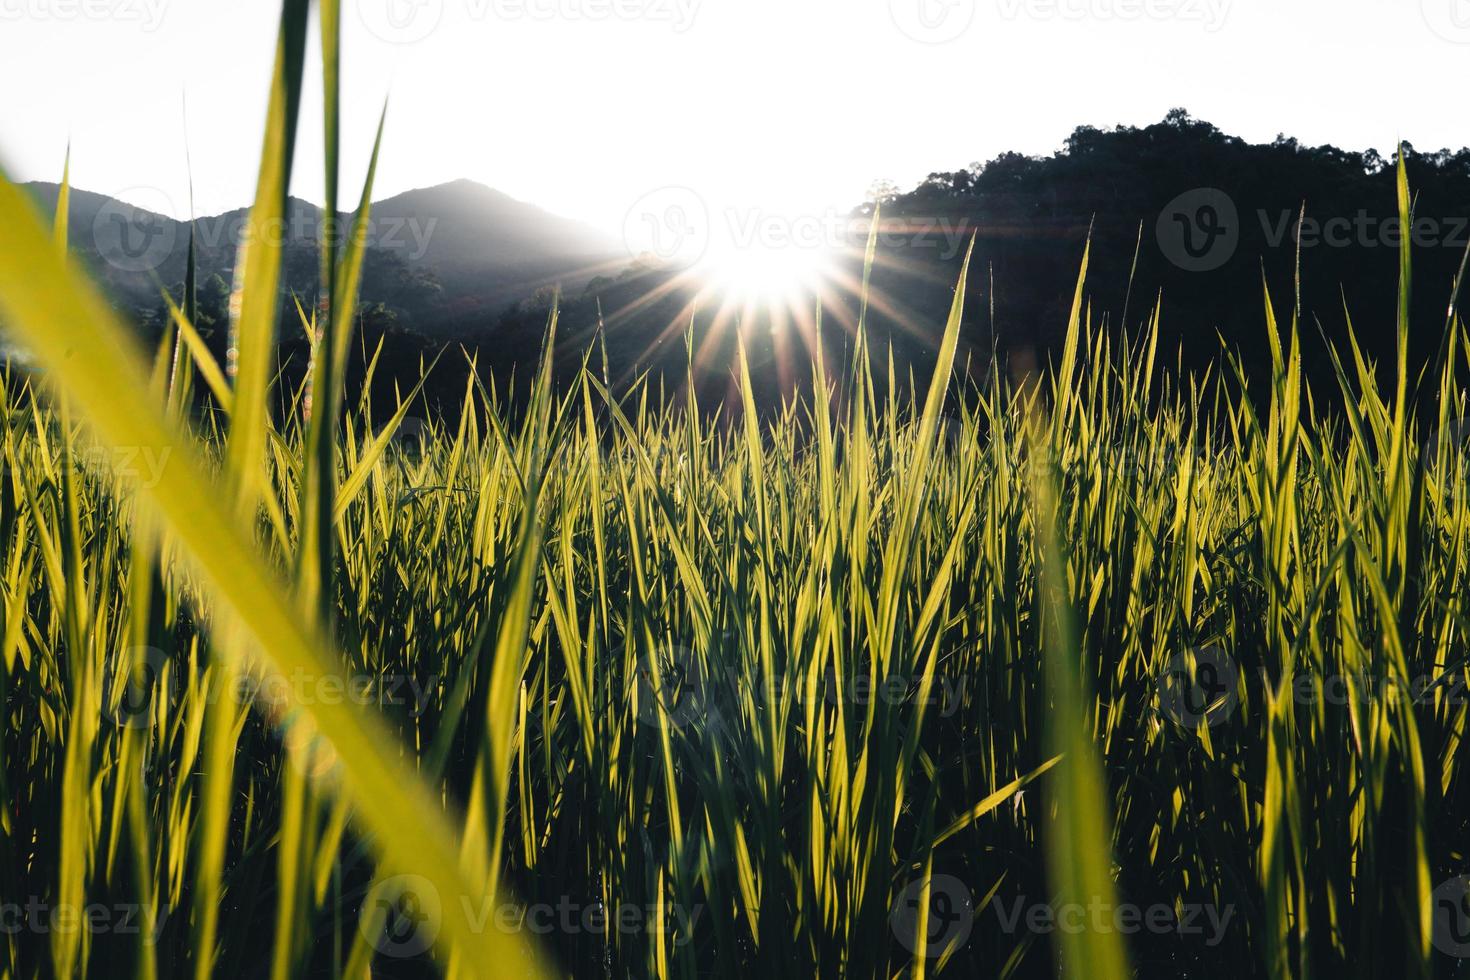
[2, 3, 1470, 977]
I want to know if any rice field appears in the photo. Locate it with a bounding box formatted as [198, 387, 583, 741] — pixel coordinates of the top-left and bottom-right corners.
[3, 3, 1470, 978]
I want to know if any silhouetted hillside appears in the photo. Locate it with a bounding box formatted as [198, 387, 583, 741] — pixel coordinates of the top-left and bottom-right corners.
[479, 110, 1470, 411]
[867, 108, 1470, 394]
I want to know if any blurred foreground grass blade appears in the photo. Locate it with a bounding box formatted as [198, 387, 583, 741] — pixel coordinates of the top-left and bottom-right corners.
[0, 173, 553, 979]
[193, 5, 310, 974]
[52, 146, 69, 249]
[274, 7, 345, 968]
[1032, 485, 1129, 978]
[47, 145, 93, 980]
[223, 0, 308, 515]
[1030, 416, 1129, 978]
[296, 2, 379, 622]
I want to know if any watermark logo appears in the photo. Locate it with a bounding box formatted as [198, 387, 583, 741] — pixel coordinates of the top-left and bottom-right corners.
[890, 874, 974, 956]
[1156, 645, 1238, 728]
[378, 416, 436, 487]
[889, 0, 975, 43]
[389, 416, 434, 461]
[1157, 188, 1238, 272]
[1160, 202, 1470, 266]
[358, 0, 444, 43]
[1422, 0, 1470, 43]
[100, 646, 172, 729]
[1430, 876, 1470, 957]
[629, 641, 716, 734]
[1423, 416, 1470, 467]
[92, 186, 179, 274]
[364, 874, 442, 958]
[622, 187, 711, 265]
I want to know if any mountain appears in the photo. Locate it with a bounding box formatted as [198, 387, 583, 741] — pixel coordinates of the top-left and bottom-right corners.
[369, 179, 623, 309]
[21, 178, 625, 334]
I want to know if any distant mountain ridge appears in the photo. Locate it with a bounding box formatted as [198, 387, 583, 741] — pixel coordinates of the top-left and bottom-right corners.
[21, 178, 625, 331]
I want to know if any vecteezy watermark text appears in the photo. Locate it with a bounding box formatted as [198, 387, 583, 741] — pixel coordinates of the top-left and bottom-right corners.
[363, 875, 704, 958]
[1158, 187, 1470, 272]
[990, 895, 1235, 945]
[92, 188, 439, 274]
[101, 653, 442, 730]
[0, 0, 167, 30]
[73, 443, 173, 489]
[890, 0, 1227, 44]
[357, 0, 699, 44]
[997, 0, 1229, 31]
[0, 898, 167, 943]
[1155, 645, 1470, 731]
[622, 187, 971, 265]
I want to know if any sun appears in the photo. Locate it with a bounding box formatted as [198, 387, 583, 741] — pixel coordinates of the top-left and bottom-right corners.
[696, 235, 836, 310]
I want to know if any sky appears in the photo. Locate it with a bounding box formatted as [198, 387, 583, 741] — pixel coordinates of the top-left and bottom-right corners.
[1, 0, 1467, 249]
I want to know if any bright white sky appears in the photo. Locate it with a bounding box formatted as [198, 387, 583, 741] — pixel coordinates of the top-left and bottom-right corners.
[1, 0, 1466, 239]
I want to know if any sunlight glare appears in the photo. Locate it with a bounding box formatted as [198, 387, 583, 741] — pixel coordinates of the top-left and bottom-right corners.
[696, 235, 835, 310]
